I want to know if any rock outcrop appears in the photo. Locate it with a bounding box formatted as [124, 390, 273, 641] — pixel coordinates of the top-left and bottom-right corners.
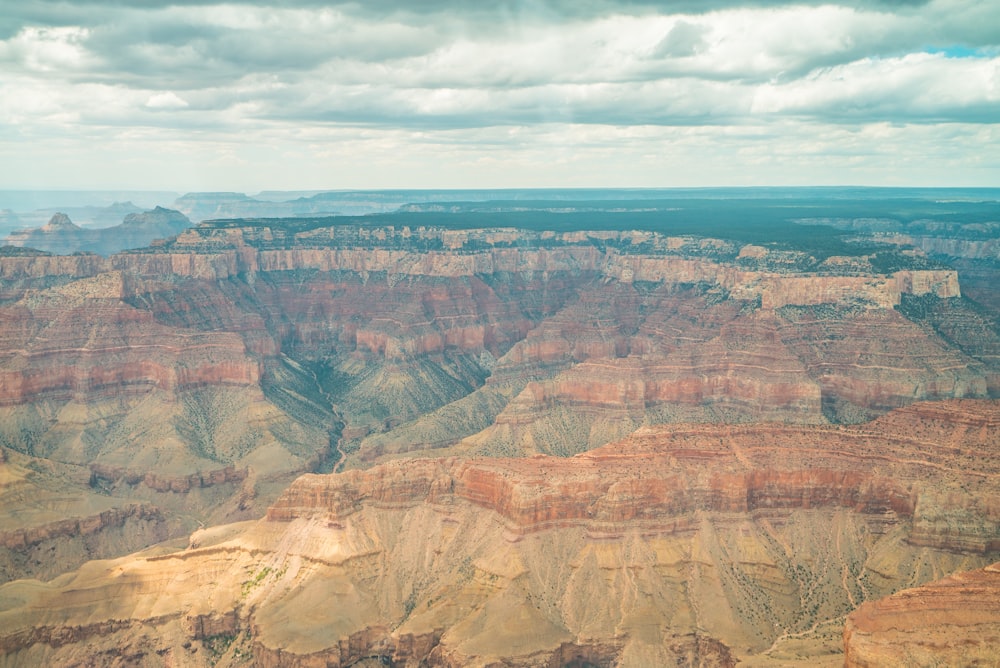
[0, 287, 260, 405]
[270, 400, 1000, 550]
[0, 447, 174, 583]
[844, 562, 1000, 667]
[0, 400, 996, 667]
[2, 220, 987, 526]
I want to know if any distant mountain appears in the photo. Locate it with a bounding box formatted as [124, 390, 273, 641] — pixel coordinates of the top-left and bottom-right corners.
[66, 200, 145, 228]
[3, 206, 192, 255]
[171, 190, 403, 220]
[171, 191, 260, 222]
[0, 190, 178, 212]
[3, 201, 147, 232]
[41, 212, 79, 232]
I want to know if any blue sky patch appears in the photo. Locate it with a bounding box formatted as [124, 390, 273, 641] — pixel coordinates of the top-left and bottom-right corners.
[925, 46, 980, 58]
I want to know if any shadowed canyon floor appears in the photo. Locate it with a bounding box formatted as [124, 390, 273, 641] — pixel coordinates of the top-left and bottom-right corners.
[0, 210, 997, 665]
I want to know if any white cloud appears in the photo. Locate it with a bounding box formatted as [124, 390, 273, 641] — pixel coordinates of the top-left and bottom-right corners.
[0, 0, 996, 189]
[146, 91, 190, 109]
[751, 53, 1000, 121]
[0, 25, 93, 72]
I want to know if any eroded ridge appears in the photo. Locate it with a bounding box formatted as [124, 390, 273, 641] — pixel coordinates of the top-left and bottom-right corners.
[0, 400, 996, 667]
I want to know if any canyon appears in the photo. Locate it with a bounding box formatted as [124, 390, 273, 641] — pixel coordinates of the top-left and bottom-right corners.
[0, 399, 997, 666]
[0, 202, 997, 665]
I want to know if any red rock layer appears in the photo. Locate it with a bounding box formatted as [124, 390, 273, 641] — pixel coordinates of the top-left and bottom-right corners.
[498, 311, 823, 424]
[0, 401, 995, 668]
[776, 305, 988, 420]
[0, 295, 259, 405]
[251, 271, 540, 359]
[89, 463, 247, 494]
[267, 452, 912, 534]
[844, 562, 1000, 667]
[0, 504, 162, 551]
[268, 400, 999, 551]
[122, 275, 278, 357]
[0, 229, 978, 419]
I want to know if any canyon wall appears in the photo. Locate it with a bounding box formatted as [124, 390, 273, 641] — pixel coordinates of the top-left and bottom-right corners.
[0, 400, 996, 667]
[0, 217, 995, 666]
[2, 223, 983, 477]
[0, 244, 961, 304]
[844, 562, 1000, 667]
[268, 400, 1000, 551]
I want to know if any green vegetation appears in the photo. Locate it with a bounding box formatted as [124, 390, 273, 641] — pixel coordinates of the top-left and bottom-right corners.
[241, 564, 287, 598]
[777, 302, 871, 322]
[202, 633, 237, 660]
[896, 293, 942, 321]
[0, 245, 51, 256]
[195, 193, 999, 261]
[896, 293, 1000, 385]
[0, 406, 49, 457]
[868, 250, 948, 273]
[241, 566, 272, 597]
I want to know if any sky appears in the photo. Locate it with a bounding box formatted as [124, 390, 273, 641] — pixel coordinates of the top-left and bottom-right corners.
[0, 0, 998, 191]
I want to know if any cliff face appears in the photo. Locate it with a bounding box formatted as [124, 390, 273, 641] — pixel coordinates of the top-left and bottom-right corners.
[269, 400, 1000, 550]
[0, 223, 991, 571]
[0, 447, 175, 584]
[0, 504, 168, 584]
[843, 562, 1000, 667]
[0, 399, 996, 667]
[0, 227, 964, 299]
[0, 214, 997, 666]
[0, 291, 260, 405]
[0, 268, 334, 579]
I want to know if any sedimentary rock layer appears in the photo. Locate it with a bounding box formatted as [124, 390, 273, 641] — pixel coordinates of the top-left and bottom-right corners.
[1, 401, 992, 667]
[0, 221, 994, 601]
[0, 222, 963, 306]
[270, 400, 1000, 552]
[843, 562, 1000, 667]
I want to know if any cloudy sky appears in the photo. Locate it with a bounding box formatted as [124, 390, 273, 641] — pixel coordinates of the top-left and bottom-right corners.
[1, 0, 998, 191]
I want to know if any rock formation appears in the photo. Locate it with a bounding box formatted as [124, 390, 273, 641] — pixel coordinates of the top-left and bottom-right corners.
[0, 221, 993, 544]
[0, 212, 996, 664]
[844, 561, 1000, 667]
[3, 207, 192, 256]
[0, 399, 996, 666]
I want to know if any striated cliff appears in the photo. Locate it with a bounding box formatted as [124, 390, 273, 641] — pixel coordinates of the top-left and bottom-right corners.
[269, 400, 1000, 549]
[1, 221, 985, 481]
[843, 561, 1000, 667]
[0, 399, 996, 667]
[0, 223, 964, 302]
[0, 216, 996, 652]
[0, 447, 175, 583]
[0, 271, 260, 405]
